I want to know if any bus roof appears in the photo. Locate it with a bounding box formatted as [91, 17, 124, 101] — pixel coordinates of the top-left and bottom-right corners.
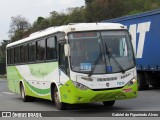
[7, 23, 125, 48]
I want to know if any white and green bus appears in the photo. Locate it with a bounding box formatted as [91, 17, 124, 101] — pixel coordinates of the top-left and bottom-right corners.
[6, 23, 138, 110]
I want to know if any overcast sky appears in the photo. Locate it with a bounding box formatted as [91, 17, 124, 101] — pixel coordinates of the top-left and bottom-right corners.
[0, 0, 84, 42]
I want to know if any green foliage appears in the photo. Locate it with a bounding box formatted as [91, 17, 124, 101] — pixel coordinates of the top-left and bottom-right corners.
[1, 0, 160, 64]
[120, 0, 160, 15]
[31, 17, 50, 32]
[11, 29, 25, 42]
[9, 15, 31, 42]
[84, 0, 127, 22]
[5, 0, 160, 43]
[67, 7, 85, 23]
[49, 11, 69, 26]
[0, 40, 8, 63]
[85, 0, 94, 5]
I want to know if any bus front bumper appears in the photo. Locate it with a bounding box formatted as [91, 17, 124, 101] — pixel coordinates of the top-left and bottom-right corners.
[60, 80, 138, 104]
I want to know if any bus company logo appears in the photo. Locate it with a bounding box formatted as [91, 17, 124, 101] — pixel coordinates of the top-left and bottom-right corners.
[2, 112, 11, 117]
[1, 112, 42, 118]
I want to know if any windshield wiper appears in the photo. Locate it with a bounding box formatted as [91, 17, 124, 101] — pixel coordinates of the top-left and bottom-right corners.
[105, 42, 125, 73]
[88, 53, 102, 77]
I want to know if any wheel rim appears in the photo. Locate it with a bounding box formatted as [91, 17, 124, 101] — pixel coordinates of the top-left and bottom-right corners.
[54, 90, 60, 106]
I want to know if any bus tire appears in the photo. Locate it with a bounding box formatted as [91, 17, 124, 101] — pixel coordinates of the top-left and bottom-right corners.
[103, 100, 115, 107]
[54, 87, 67, 110]
[20, 83, 35, 102]
[137, 73, 149, 90]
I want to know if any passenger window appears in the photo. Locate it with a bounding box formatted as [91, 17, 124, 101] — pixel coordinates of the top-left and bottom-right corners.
[14, 47, 20, 64]
[46, 37, 57, 60]
[29, 42, 36, 62]
[20, 45, 25, 63]
[24, 44, 28, 63]
[20, 44, 28, 63]
[37, 40, 46, 61]
[10, 48, 14, 64]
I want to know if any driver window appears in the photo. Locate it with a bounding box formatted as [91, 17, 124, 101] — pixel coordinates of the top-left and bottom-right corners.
[106, 39, 120, 56]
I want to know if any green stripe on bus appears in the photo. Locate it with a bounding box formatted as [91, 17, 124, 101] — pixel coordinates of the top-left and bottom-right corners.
[24, 80, 50, 95]
[13, 66, 50, 95]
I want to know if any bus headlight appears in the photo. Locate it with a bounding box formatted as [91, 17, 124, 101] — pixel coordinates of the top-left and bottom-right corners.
[72, 81, 89, 90]
[127, 78, 137, 86]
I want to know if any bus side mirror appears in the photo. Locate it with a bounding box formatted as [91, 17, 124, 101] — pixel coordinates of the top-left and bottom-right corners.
[64, 44, 70, 57]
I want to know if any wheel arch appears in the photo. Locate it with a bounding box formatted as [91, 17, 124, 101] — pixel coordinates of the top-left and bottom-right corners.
[50, 82, 62, 102]
[19, 80, 25, 92]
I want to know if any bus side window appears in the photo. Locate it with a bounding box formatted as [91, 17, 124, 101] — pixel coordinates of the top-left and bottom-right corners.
[36, 39, 46, 61]
[20, 45, 24, 63]
[29, 42, 36, 62]
[7, 49, 11, 65]
[20, 44, 28, 63]
[24, 44, 28, 63]
[10, 48, 14, 64]
[46, 36, 57, 60]
[14, 47, 20, 64]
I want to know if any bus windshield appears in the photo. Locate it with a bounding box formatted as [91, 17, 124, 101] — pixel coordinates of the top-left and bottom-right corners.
[68, 31, 135, 74]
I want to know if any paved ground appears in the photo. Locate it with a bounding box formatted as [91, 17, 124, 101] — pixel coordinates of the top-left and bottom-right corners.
[0, 78, 160, 119]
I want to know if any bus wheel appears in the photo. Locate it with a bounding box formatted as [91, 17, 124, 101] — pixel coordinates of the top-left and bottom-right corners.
[20, 84, 35, 102]
[103, 100, 115, 107]
[54, 87, 67, 110]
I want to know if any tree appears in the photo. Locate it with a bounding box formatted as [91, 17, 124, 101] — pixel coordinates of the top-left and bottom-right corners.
[9, 15, 31, 42]
[0, 40, 9, 63]
[124, 0, 160, 15]
[49, 11, 69, 26]
[85, 0, 95, 5]
[10, 29, 25, 42]
[37, 17, 45, 24]
[67, 7, 85, 23]
[31, 17, 50, 32]
[7, 0, 160, 43]
[84, 0, 125, 22]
